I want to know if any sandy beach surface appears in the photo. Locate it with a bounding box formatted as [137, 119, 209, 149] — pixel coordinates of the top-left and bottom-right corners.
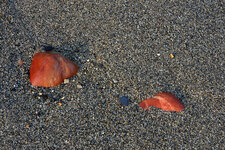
[1, 1, 224, 149]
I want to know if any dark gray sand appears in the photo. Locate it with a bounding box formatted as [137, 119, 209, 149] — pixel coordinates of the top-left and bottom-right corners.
[0, 0, 224, 149]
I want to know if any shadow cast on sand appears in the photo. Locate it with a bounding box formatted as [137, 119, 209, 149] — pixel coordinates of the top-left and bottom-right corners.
[42, 41, 90, 69]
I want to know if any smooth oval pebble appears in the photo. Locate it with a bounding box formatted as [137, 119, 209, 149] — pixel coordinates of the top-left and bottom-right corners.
[120, 96, 130, 106]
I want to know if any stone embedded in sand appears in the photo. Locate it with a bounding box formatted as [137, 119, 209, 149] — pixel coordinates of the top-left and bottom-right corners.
[139, 92, 184, 112]
[30, 52, 78, 87]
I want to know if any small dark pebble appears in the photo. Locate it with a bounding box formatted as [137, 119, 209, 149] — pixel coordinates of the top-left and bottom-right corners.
[10, 88, 16, 92]
[120, 96, 130, 106]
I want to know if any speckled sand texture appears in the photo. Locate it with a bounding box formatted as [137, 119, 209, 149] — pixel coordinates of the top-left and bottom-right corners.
[0, 0, 224, 149]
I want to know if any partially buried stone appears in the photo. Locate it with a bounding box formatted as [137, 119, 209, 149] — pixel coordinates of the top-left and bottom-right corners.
[120, 96, 130, 106]
[77, 84, 82, 89]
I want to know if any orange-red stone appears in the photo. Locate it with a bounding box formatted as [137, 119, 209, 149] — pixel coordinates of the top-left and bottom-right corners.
[30, 52, 78, 87]
[139, 92, 184, 111]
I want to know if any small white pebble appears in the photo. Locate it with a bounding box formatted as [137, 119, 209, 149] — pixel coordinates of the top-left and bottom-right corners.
[64, 140, 69, 144]
[38, 93, 42, 96]
[112, 79, 118, 83]
[64, 79, 69, 84]
[77, 84, 83, 89]
[157, 53, 160, 56]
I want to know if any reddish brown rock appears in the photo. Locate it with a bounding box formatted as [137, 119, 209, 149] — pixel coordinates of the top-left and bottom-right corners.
[139, 92, 184, 111]
[30, 52, 78, 87]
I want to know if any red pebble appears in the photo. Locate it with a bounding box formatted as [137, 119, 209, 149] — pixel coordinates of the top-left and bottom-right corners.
[30, 52, 78, 87]
[139, 92, 184, 111]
